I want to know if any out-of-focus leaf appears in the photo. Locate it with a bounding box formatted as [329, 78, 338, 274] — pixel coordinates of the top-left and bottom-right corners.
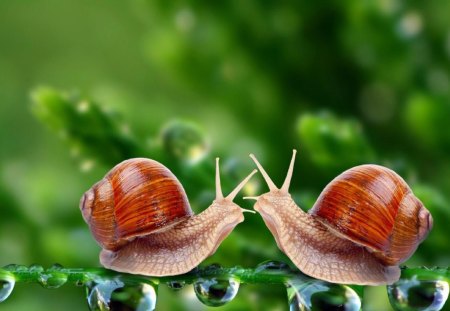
[404, 93, 450, 153]
[297, 112, 376, 172]
[31, 87, 142, 168]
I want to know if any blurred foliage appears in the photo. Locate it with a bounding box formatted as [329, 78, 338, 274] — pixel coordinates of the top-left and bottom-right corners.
[297, 112, 375, 172]
[31, 88, 142, 167]
[1, 0, 450, 310]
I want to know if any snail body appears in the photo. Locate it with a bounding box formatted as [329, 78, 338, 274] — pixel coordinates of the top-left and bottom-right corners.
[80, 158, 256, 276]
[247, 150, 432, 285]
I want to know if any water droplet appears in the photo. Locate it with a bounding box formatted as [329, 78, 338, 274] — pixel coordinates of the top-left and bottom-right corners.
[167, 281, 185, 291]
[49, 263, 64, 270]
[86, 280, 157, 311]
[29, 264, 44, 273]
[111, 284, 157, 311]
[160, 120, 209, 164]
[87, 280, 125, 311]
[193, 277, 240, 307]
[0, 271, 15, 303]
[387, 279, 449, 311]
[287, 278, 361, 311]
[38, 271, 68, 289]
[256, 260, 290, 273]
[222, 158, 261, 196]
[36, 264, 68, 289]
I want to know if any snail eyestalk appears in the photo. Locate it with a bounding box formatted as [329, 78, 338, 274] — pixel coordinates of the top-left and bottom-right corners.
[281, 149, 297, 193]
[215, 158, 224, 200]
[249, 154, 277, 191]
[226, 169, 258, 201]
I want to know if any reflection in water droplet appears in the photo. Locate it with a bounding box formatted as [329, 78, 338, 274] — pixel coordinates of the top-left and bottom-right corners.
[387, 279, 449, 311]
[86, 279, 157, 311]
[0, 271, 15, 303]
[37, 264, 68, 289]
[86, 280, 122, 311]
[38, 272, 68, 289]
[256, 260, 290, 273]
[29, 264, 44, 273]
[287, 278, 361, 311]
[160, 120, 209, 164]
[194, 277, 240, 307]
[167, 281, 185, 291]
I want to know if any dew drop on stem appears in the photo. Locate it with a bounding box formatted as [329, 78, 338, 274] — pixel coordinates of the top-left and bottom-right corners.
[37, 264, 68, 289]
[160, 120, 209, 165]
[38, 271, 68, 289]
[86, 279, 157, 311]
[255, 260, 290, 273]
[286, 277, 361, 311]
[29, 264, 44, 273]
[193, 277, 240, 307]
[0, 270, 15, 303]
[387, 278, 449, 311]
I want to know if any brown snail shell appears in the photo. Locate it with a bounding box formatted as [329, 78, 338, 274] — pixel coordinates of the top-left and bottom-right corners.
[80, 157, 257, 276]
[310, 164, 432, 266]
[80, 158, 192, 251]
[248, 150, 433, 285]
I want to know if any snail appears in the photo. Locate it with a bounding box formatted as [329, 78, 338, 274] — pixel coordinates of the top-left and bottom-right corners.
[80, 157, 257, 276]
[246, 150, 433, 285]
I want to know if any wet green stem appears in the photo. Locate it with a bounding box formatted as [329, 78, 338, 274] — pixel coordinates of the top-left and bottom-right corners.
[2, 265, 449, 287]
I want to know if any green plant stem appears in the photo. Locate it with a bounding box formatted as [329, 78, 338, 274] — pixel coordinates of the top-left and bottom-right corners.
[2, 265, 449, 287]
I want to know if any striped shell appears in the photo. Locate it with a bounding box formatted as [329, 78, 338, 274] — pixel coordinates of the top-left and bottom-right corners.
[309, 164, 433, 265]
[80, 158, 193, 251]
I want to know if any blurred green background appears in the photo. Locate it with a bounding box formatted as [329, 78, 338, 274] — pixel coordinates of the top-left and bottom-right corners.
[1, 0, 449, 310]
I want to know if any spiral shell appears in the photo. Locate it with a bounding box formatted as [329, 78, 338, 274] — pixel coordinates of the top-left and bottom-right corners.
[80, 158, 193, 251]
[309, 164, 433, 265]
